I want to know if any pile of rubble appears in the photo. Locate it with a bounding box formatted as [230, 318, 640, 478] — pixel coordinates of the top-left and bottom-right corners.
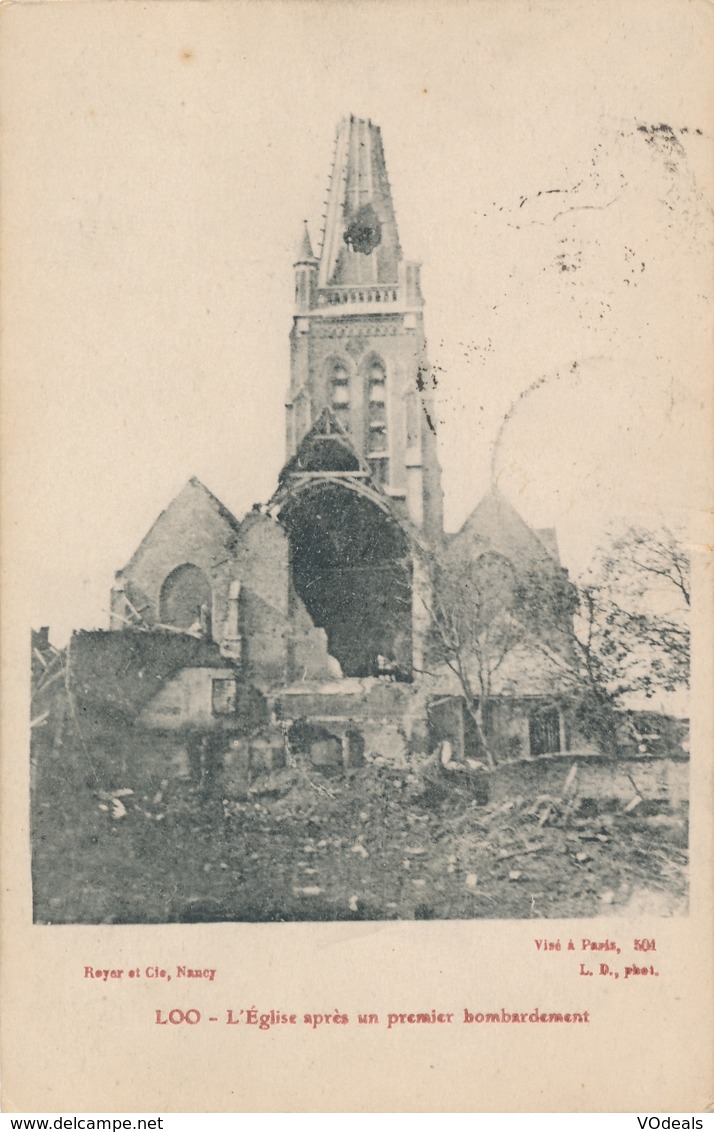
[32, 729, 688, 923]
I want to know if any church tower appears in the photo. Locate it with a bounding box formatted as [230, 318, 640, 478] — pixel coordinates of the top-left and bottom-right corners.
[286, 115, 444, 537]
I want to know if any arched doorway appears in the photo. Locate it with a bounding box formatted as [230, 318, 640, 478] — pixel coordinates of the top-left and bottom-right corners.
[280, 481, 413, 679]
[159, 563, 211, 631]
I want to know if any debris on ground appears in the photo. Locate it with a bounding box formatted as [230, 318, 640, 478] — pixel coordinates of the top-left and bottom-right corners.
[32, 740, 689, 923]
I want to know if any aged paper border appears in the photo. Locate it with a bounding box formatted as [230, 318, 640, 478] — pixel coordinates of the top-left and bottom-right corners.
[1, 0, 713, 1112]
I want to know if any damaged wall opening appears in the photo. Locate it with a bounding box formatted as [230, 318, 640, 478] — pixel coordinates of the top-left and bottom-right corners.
[281, 482, 413, 679]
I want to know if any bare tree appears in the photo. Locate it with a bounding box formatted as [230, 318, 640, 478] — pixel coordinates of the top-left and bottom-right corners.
[420, 551, 532, 768]
[512, 524, 690, 753]
[580, 524, 690, 703]
[420, 523, 689, 764]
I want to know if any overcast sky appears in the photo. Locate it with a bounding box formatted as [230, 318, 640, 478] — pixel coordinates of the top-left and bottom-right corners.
[3, 0, 712, 644]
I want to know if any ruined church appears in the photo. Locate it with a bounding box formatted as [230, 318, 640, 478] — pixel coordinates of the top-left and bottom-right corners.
[100, 116, 579, 767]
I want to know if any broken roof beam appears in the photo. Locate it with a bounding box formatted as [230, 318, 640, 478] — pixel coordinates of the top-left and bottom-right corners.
[288, 470, 370, 478]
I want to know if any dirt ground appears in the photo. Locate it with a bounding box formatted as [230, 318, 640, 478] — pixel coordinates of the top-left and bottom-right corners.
[31, 732, 689, 924]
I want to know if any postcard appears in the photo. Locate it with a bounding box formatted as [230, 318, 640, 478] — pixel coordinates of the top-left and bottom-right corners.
[1, 0, 712, 1112]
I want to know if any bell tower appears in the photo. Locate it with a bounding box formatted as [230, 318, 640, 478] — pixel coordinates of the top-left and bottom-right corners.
[285, 115, 444, 537]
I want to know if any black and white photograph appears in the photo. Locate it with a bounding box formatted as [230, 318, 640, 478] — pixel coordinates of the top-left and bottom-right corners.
[20, 6, 709, 931]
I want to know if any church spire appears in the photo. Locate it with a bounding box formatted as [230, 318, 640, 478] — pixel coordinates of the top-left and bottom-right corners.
[286, 116, 443, 537]
[318, 115, 402, 288]
[293, 220, 318, 313]
[295, 220, 317, 265]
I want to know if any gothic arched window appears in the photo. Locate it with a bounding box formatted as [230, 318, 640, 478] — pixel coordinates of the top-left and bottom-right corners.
[329, 362, 350, 433]
[367, 360, 388, 454]
[159, 563, 211, 631]
[472, 552, 517, 622]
